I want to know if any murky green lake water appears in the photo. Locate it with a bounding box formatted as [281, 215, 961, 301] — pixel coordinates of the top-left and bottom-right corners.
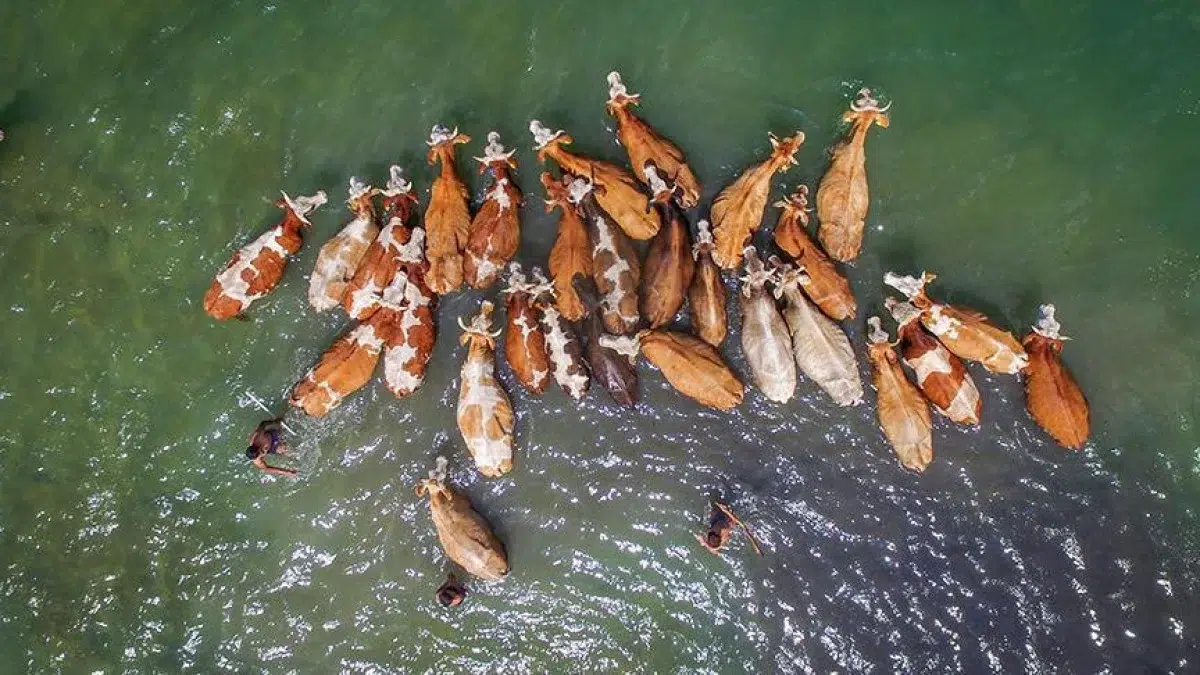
[1, 0, 1198, 671]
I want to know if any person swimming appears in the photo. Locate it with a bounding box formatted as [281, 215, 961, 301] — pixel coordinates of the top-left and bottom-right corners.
[245, 418, 297, 478]
[696, 500, 763, 556]
[436, 573, 467, 608]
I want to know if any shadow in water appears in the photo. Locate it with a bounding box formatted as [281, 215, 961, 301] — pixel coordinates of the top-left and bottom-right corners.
[874, 233, 923, 283]
[0, 89, 42, 143]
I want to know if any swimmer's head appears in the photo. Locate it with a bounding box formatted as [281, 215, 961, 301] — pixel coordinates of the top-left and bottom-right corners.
[437, 588, 463, 608]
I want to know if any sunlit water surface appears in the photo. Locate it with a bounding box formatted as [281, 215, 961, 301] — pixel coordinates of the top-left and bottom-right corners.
[1, 1, 1198, 671]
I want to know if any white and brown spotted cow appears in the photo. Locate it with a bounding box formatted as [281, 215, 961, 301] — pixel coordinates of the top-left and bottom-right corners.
[456, 301, 515, 477]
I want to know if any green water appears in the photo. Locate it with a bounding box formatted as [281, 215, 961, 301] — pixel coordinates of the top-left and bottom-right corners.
[2, 0, 1198, 671]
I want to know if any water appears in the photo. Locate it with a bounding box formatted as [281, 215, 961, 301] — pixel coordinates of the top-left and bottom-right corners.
[2, 0, 1198, 671]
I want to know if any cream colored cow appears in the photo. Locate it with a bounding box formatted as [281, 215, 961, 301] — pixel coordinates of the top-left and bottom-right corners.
[456, 301, 515, 477]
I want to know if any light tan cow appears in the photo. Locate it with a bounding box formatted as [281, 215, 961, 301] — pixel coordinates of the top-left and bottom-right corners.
[416, 457, 510, 581]
[816, 88, 890, 262]
[884, 271, 1028, 375]
[772, 260, 864, 407]
[866, 317, 933, 472]
[530, 119, 660, 240]
[605, 71, 701, 208]
[688, 220, 728, 347]
[424, 124, 472, 295]
[710, 131, 804, 269]
[738, 247, 796, 403]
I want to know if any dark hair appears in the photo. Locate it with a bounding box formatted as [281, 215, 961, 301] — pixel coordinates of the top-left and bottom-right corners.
[437, 589, 457, 607]
[705, 531, 722, 548]
[245, 446, 262, 460]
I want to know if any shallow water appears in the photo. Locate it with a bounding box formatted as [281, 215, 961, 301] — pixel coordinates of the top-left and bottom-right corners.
[2, 0, 1199, 671]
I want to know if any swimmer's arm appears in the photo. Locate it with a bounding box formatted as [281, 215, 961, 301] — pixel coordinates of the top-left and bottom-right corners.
[253, 457, 298, 478]
[715, 503, 764, 556]
[694, 533, 721, 554]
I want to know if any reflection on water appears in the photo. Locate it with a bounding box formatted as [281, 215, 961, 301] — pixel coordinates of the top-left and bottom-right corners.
[1, 0, 1198, 671]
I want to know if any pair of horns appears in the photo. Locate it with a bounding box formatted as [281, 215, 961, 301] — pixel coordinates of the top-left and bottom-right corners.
[427, 124, 460, 146]
[850, 88, 893, 113]
[473, 131, 515, 164]
[456, 302, 502, 338]
[773, 184, 811, 211]
[456, 316, 503, 338]
[385, 165, 412, 194]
